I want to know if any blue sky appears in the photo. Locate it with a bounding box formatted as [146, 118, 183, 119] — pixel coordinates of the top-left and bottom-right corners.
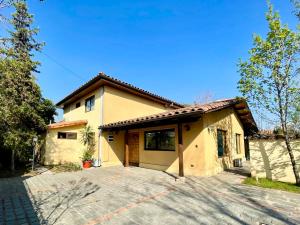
[1, 0, 298, 121]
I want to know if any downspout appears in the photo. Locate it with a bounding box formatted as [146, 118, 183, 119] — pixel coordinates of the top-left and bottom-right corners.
[98, 86, 104, 167]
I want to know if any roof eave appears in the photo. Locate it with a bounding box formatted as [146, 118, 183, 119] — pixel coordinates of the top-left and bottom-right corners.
[55, 73, 184, 109]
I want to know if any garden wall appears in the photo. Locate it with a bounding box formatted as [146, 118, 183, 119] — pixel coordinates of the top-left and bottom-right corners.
[250, 139, 300, 183]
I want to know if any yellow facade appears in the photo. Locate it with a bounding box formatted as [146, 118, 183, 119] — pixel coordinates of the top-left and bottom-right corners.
[250, 139, 300, 183]
[63, 89, 101, 131]
[103, 86, 170, 124]
[44, 82, 246, 176]
[43, 125, 86, 165]
[100, 108, 245, 176]
[44, 85, 171, 166]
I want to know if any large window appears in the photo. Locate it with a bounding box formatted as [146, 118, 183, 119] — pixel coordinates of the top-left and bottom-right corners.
[217, 129, 227, 157]
[85, 95, 95, 112]
[58, 132, 77, 140]
[236, 133, 241, 154]
[144, 129, 175, 151]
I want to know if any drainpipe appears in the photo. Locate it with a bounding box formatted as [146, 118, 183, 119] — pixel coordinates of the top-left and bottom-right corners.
[98, 86, 104, 167]
[98, 128, 103, 167]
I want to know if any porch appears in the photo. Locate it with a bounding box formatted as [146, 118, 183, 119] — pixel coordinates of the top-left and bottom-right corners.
[99, 99, 257, 177]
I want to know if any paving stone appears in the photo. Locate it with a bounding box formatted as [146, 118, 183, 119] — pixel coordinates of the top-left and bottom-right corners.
[0, 166, 299, 225]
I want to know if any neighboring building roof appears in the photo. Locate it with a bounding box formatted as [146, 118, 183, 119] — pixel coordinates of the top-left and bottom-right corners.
[250, 130, 300, 140]
[56, 72, 183, 109]
[48, 120, 88, 129]
[99, 98, 258, 135]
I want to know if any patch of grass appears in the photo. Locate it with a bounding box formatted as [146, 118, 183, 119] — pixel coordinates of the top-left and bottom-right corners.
[46, 163, 82, 173]
[243, 177, 300, 194]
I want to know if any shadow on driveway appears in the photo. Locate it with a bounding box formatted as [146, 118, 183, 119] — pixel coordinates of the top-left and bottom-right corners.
[0, 174, 100, 225]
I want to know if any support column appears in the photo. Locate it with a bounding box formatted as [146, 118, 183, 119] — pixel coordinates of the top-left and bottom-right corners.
[125, 130, 129, 167]
[178, 123, 184, 177]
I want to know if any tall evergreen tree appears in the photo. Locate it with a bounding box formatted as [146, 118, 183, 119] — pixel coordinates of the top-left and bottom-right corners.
[0, 0, 56, 172]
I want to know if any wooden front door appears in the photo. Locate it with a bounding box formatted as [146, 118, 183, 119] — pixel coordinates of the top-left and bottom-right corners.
[128, 132, 139, 166]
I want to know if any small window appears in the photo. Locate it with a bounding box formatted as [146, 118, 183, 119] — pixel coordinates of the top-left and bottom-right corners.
[57, 132, 77, 140]
[144, 129, 175, 151]
[108, 135, 114, 142]
[85, 95, 95, 112]
[75, 102, 81, 108]
[217, 129, 227, 157]
[236, 134, 241, 154]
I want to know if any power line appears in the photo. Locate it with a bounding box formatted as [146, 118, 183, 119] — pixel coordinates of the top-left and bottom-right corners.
[0, 19, 85, 82]
[41, 52, 85, 81]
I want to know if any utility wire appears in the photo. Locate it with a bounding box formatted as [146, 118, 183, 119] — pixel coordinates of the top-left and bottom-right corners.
[1, 20, 85, 82]
[41, 52, 85, 82]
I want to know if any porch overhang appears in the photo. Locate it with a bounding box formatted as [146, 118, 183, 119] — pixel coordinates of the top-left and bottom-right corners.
[99, 112, 202, 131]
[98, 98, 258, 135]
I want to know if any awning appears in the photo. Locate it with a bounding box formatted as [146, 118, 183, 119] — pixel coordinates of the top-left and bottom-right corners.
[99, 98, 258, 135]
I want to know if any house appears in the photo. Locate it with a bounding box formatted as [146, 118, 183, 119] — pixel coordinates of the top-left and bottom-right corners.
[44, 72, 257, 176]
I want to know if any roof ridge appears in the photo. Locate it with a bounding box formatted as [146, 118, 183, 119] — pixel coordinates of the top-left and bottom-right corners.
[56, 72, 183, 108]
[98, 72, 182, 106]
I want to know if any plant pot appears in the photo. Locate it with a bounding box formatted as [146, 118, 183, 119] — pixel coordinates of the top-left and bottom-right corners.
[82, 160, 92, 169]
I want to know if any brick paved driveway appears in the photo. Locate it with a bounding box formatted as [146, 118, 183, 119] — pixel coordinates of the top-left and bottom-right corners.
[0, 166, 299, 225]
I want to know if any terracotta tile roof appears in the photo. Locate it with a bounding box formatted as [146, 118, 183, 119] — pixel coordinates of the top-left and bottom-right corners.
[56, 72, 183, 108]
[48, 120, 88, 129]
[99, 98, 258, 134]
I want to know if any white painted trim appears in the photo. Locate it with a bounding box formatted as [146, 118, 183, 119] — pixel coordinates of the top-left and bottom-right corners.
[98, 86, 104, 166]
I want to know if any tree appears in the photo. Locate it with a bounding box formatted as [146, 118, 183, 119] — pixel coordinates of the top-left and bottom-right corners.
[0, 0, 56, 172]
[0, 0, 44, 23]
[194, 91, 215, 105]
[291, 0, 300, 20]
[238, 3, 300, 185]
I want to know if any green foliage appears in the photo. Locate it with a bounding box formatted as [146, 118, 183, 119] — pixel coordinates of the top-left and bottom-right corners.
[243, 177, 300, 193]
[238, 3, 300, 122]
[80, 125, 95, 150]
[80, 125, 95, 162]
[81, 150, 94, 162]
[0, 0, 56, 170]
[238, 2, 300, 185]
[291, 0, 300, 19]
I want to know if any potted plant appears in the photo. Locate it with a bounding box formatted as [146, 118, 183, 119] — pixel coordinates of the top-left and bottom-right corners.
[80, 125, 95, 169]
[81, 149, 93, 168]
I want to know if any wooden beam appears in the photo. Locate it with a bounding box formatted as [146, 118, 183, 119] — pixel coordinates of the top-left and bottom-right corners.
[236, 109, 250, 116]
[234, 103, 246, 110]
[178, 123, 184, 177]
[125, 130, 129, 167]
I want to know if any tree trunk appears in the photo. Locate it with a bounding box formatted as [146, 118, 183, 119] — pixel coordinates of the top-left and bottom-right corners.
[284, 134, 300, 186]
[11, 148, 15, 173]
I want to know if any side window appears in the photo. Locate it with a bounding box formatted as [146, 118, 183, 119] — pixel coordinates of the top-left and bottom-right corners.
[236, 134, 241, 154]
[57, 132, 77, 140]
[85, 95, 95, 112]
[75, 102, 81, 108]
[217, 129, 226, 157]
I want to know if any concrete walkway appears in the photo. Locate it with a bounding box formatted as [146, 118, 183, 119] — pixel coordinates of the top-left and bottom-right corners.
[0, 166, 299, 225]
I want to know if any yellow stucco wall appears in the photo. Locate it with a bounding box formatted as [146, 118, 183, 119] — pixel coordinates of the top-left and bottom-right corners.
[250, 139, 300, 183]
[43, 125, 87, 165]
[101, 107, 246, 176]
[63, 89, 101, 131]
[45, 85, 172, 166]
[103, 86, 170, 124]
[201, 108, 245, 176]
[100, 130, 125, 167]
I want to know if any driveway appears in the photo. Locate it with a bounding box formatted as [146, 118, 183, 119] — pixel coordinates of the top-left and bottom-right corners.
[0, 166, 299, 225]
